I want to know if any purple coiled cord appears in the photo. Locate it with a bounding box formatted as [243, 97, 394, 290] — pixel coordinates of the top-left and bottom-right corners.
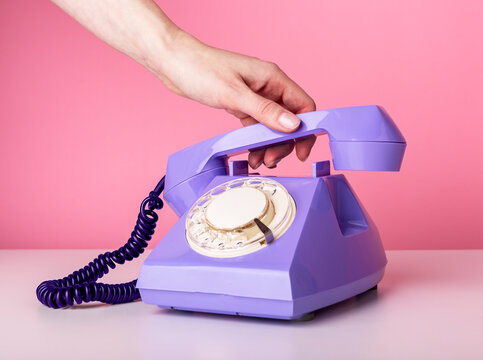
[36, 176, 165, 309]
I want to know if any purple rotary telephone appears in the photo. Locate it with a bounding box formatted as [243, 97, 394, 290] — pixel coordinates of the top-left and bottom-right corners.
[37, 105, 406, 320]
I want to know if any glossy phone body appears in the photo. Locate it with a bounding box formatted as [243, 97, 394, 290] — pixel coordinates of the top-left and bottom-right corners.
[137, 105, 406, 320]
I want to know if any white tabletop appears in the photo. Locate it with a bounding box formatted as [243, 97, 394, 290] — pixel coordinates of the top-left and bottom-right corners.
[1, 250, 482, 360]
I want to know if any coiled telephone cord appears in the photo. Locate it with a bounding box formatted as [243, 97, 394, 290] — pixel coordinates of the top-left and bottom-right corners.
[36, 176, 165, 309]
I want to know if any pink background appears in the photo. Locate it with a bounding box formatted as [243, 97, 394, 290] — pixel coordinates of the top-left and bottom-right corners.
[1, 0, 482, 249]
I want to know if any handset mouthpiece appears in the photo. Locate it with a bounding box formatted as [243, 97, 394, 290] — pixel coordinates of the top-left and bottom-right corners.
[330, 141, 406, 171]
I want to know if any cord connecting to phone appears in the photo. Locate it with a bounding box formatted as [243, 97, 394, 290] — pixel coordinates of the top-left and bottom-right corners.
[36, 176, 166, 309]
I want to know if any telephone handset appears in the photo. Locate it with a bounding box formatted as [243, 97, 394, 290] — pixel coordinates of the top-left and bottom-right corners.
[37, 105, 406, 319]
[164, 105, 405, 215]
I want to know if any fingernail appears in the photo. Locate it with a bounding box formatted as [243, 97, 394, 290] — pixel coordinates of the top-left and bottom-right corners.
[253, 160, 263, 169]
[267, 158, 282, 168]
[278, 113, 300, 130]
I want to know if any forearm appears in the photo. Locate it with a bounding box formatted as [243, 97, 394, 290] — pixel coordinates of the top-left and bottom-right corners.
[52, 0, 316, 167]
[51, 0, 180, 76]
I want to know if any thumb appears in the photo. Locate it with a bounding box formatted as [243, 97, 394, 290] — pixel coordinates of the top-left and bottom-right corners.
[238, 90, 301, 132]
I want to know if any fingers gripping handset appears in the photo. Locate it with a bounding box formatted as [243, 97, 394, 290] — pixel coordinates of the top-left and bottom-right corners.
[164, 105, 406, 216]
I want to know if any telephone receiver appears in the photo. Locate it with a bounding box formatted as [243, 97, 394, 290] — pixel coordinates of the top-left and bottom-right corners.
[164, 105, 406, 216]
[37, 105, 406, 320]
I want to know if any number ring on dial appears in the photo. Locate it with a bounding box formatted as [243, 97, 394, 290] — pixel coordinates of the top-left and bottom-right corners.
[185, 177, 296, 258]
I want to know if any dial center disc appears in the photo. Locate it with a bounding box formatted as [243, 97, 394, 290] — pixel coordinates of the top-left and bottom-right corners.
[205, 187, 268, 230]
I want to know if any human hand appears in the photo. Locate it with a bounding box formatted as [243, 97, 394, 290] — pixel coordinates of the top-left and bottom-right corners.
[51, 1, 315, 169]
[156, 31, 316, 169]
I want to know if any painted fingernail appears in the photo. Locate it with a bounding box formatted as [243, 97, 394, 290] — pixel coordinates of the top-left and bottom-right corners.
[278, 113, 300, 130]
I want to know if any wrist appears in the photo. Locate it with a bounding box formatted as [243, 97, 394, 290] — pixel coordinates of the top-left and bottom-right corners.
[158, 21, 183, 51]
[139, 20, 185, 78]
[149, 28, 203, 80]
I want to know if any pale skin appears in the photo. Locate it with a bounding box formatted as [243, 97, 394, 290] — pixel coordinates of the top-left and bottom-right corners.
[52, 0, 316, 169]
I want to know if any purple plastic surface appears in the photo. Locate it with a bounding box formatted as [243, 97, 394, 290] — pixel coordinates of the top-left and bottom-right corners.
[138, 175, 387, 319]
[313, 160, 331, 177]
[164, 105, 406, 216]
[228, 160, 249, 176]
[137, 104, 406, 320]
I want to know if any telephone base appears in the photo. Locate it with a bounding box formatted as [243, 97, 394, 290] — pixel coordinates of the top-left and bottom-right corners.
[138, 175, 388, 320]
[141, 268, 384, 320]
